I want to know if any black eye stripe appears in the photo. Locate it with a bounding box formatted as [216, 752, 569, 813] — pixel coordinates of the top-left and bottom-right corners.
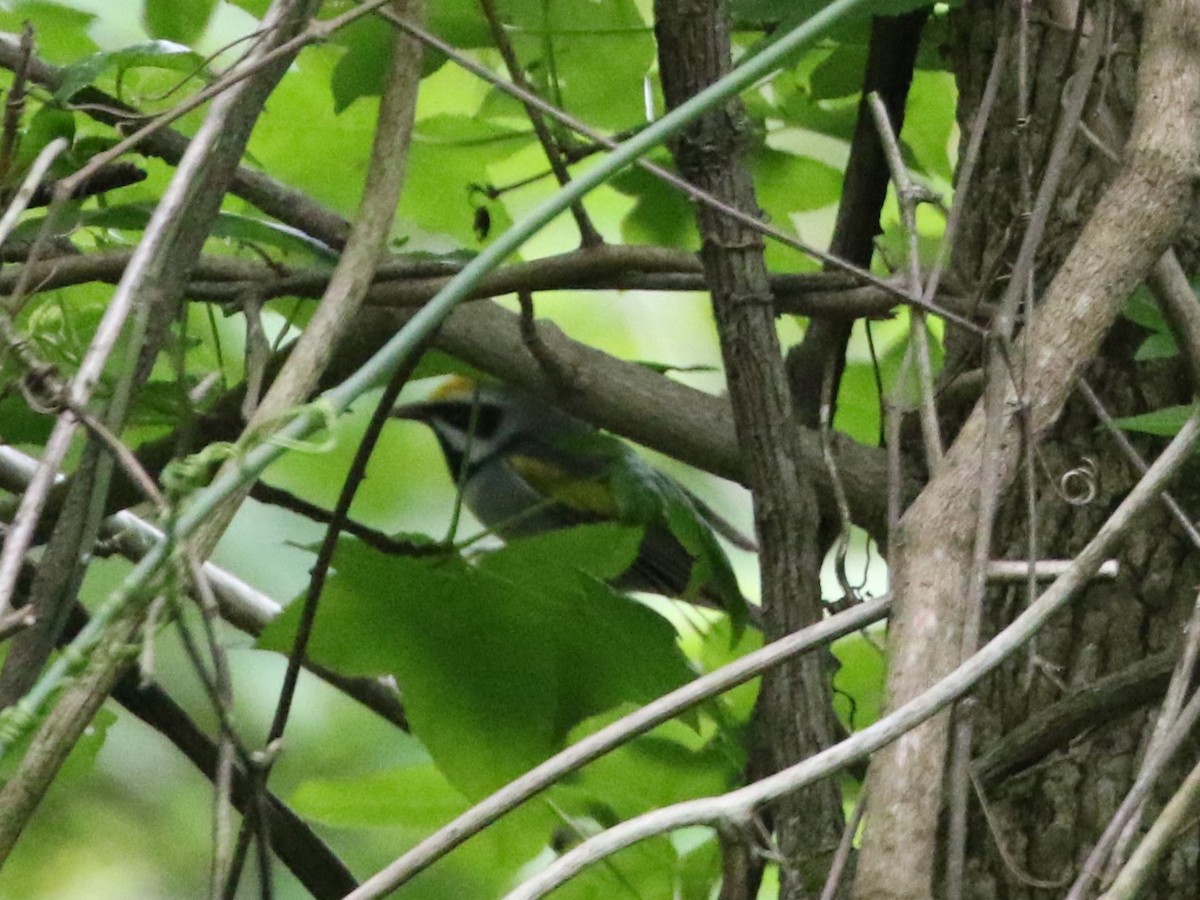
[435, 402, 502, 439]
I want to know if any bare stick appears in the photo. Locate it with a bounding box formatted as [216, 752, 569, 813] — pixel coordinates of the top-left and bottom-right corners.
[1066, 678, 1200, 899]
[866, 90, 942, 466]
[1099, 751, 1200, 899]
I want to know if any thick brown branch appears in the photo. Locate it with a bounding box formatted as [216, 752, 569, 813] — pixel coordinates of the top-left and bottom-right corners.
[653, 0, 843, 891]
[1, 245, 961, 319]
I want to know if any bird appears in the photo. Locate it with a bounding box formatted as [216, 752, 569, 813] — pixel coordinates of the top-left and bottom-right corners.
[391, 376, 756, 625]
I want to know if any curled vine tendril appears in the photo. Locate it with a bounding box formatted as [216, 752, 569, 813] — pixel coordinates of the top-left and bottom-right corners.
[1058, 456, 1098, 506]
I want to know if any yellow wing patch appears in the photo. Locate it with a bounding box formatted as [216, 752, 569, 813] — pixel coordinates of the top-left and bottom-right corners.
[509, 454, 619, 518]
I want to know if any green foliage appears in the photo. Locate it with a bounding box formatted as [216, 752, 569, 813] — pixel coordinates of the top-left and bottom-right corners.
[142, 0, 216, 44]
[261, 528, 696, 797]
[328, 16, 399, 113]
[1112, 405, 1195, 437]
[832, 630, 886, 730]
[1123, 284, 1187, 362]
[0, 2, 98, 63]
[53, 40, 206, 103]
[44, 203, 341, 260]
[502, 0, 654, 131]
[6, 103, 74, 182]
[0, 0, 972, 892]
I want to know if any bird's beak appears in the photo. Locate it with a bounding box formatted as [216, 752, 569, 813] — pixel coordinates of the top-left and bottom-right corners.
[389, 402, 428, 422]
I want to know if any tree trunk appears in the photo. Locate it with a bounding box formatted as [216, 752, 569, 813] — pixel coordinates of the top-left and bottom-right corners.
[947, 3, 1200, 896]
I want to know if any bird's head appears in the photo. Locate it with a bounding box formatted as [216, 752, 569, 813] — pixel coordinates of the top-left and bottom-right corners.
[391, 376, 591, 478]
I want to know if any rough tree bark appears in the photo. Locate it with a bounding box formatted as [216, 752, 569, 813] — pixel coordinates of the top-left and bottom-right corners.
[949, 3, 1200, 897]
[654, 1, 844, 895]
[855, 1, 1200, 898]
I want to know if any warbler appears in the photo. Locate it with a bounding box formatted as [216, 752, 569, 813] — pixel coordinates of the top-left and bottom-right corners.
[391, 376, 756, 624]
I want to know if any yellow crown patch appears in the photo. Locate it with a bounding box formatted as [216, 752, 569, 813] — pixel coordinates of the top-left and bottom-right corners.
[428, 375, 481, 402]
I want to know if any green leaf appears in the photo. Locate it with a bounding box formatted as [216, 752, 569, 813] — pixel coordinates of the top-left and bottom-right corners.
[834, 358, 883, 445]
[63, 204, 338, 259]
[261, 531, 695, 798]
[226, 0, 272, 16]
[291, 761, 549, 894]
[429, 0, 494, 48]
[901, 70, 957, 181]
[557, 726, 738, 821]
[291, 763, 467, 828]
[54, 41, 205, 102]
[754, 144, 843, 213]
[1135, 332, 1179, 361]
[208, 212, 341, 259]
[0, 394, 52, 444]
[753, 142, 842, 271]
[479, 521, 645, 586]
[1121, 285, 1180, 360]
[143, 0, 217, 44]
[771, 74, 859, 141]
[502, 0, 655, 130]
[7, 105, 76, 184]
[612, 161, 700, 249]
[328, 16, 395, 113]
[832, 629, 886, 730]
[401, 115, 531, 242]
[1123, 285, 1168, 331]
[1112, 405, 1196, 437]
[0, 3, 98, 64]
[808, 42, 868, 100]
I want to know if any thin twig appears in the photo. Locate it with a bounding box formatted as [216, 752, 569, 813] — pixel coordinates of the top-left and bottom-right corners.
[1099, 751, 1200, 899]
[919, 32, 1007, 308]
[0, 244, 964, 319]
[819, 787, 866, 900]
[819, 352, 855, 601]
[866, 91, 942, 467]
[1066, 678, 1200, 899]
